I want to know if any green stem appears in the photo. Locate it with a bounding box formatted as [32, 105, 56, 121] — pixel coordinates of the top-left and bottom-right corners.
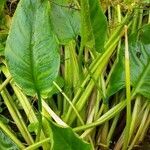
[65, 12, 133, 124]
[88, 136, 95, 150]
[73, 100, 126, 132]
[0, 75, 12, 92]
[123, 25, 131, 150]
[70, 41, 81, 93]
[36, 91, 42, 142]
[24, 138, 51, 150]
[128, 104, 150, 150]
[53, 81, 84, 125]
[66, 35, 125, 124]
[2, 67, 49, 149]
[63, 43, 72, 113]
[42, 100, 67, 127]
[148, 9, 150, 23]
[0, 121, 25, 149]
[107, 114, 120, 147]
[139, 110, 150, 141]
[138, 7, 143, 29]
[129, 96, 141, 143]
[100, 105, 109, 146]
[2, 67, 38, 123]
[1, 89, 34, 145]
[131, 9, 139, 33]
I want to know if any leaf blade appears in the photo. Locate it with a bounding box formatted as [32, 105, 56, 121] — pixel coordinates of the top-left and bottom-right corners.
[81, 0, 107, 52]
[50, 0, 80, 45]
[5, 0, 60, 97]
[49, 121, 91, 150]
[0, 130, 19, 150]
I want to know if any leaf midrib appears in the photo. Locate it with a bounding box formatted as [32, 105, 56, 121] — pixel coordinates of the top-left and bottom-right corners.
[27, 2, 38, 93]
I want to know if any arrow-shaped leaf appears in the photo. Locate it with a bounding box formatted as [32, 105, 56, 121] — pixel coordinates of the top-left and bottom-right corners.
[5, 0, 60, 97]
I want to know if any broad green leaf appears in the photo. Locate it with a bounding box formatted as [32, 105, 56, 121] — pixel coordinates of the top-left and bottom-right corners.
[49, 121, 91, 150]
[5, 0, 60, 97]
[81, 0, 107, 52]
[50, 0, 80, 45]
[107, 24, 150, 99]
[0, 130, 19, 150]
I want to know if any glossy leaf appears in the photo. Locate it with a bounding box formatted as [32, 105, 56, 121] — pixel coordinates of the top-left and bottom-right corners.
[107, 24, 150, 99]
[5, 0, 60, 97]
[49, 121, 91, 150]
[81, 0, 107, 52]
[50, 0, 80, 45]
[0, 130, 19, 150]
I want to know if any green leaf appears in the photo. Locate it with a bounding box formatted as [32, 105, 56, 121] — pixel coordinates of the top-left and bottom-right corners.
[50, 0, 80, 45]
[49, 121, 91, 150]
[0, 130, 19, 150]
[140, 24, 150, 44]
[5, 0, 60, 97]
[107, 24, 150, 100]
[81, 0, 107, 52]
